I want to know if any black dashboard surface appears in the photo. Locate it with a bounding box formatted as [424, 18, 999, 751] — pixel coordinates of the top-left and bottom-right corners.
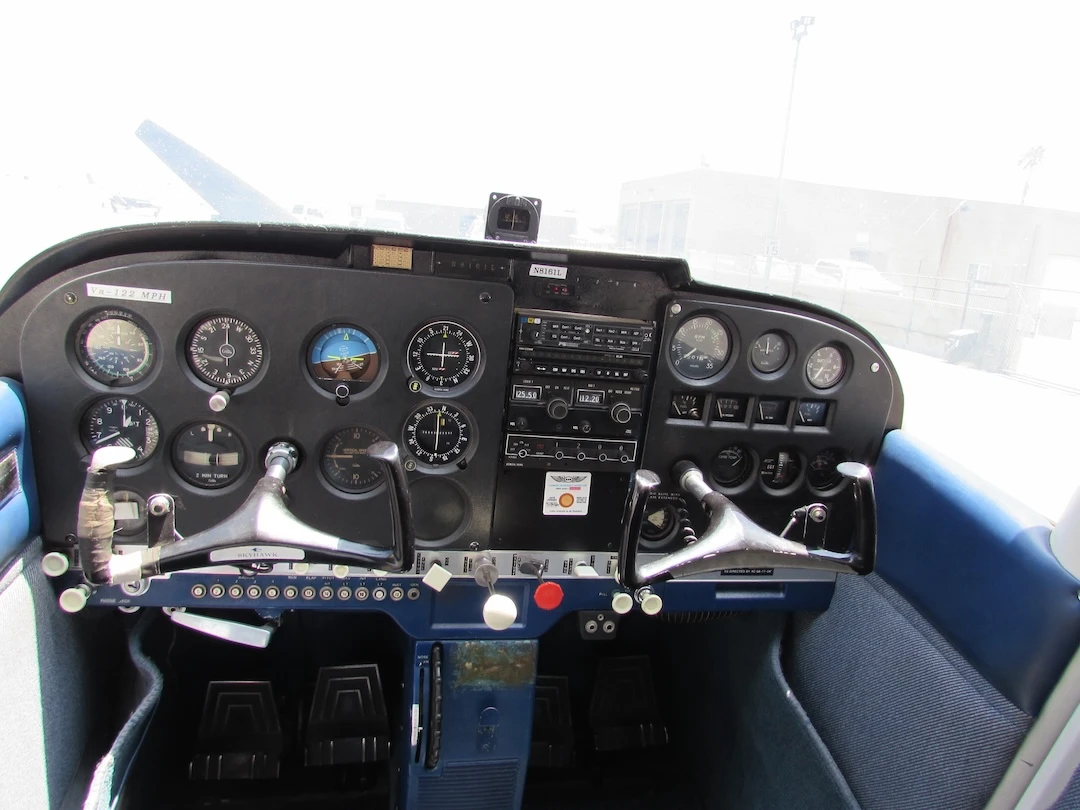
[0, 223, 902, 567]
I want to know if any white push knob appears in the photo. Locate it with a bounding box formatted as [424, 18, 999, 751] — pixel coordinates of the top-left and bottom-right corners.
[332, 564, 350, 579]
[422, 563, 453, 592]
[292, 562, 310, 575]
[639, 590, 663, 616]
[482, 593, 518, 631]
[41, 552, 70, 577]
[208, 390, 231, 412]
[611, 592, 634, 614]
[573, 563, 599, 577]
[59, 585, 90, 613]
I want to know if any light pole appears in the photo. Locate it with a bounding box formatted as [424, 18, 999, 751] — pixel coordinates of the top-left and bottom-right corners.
[764, 16, 814, 284]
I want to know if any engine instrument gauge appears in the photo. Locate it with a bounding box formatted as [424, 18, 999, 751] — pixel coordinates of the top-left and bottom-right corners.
[80, 397, 159, 464]
[668, 315, 730, 380]
[806, 345, 845, 389]
[308, 325, 380, 394]
[403, 403, 473, 468]
[172, 423, 247, 488]
[670, 392, 705, 419]
[750, 332, 789, 373]
[407, 321, 481, 390]
[188, 316, 265, 388]
[711, 445, 753, 487]
[760, 448, 803, 491]
[321, 426, 386, 494]
[808, 448, 847, 492]
[76, 310, 155, 385]
[640, 498, 678, 543]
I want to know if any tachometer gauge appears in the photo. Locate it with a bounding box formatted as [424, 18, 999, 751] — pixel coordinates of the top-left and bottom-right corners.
[76, 309, 155, 385]
[403, 403, 474, 468]
[172, 422, 246, 488]
[80, 397, 159, 464]
[808, 448, 847, 492]
[321, 426, 386, 494]
[750, 332, 789, 373]
[187, 316, 265, 388]
[407, 321, 481, 390]
[308, 325, 380, 394]
[668, 315, 730, 380]
[806, 345, 845, 389]
[760, 448, 803, 491]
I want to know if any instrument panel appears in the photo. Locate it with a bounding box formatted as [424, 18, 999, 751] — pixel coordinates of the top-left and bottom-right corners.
[1, 224, 901, 624]
[26, 260, 515, 552]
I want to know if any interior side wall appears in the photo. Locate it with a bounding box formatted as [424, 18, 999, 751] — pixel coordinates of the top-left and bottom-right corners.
[788, 573, 1033, 810]
[662, 613, 860, 810]
[0, 539, 95, 809]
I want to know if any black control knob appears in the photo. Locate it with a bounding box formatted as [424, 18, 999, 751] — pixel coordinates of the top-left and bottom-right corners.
[547, 398, 570, 420]
[610, 402, 632, 424]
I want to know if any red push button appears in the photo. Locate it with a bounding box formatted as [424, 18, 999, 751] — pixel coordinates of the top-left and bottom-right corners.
[534, 581, 564, 610]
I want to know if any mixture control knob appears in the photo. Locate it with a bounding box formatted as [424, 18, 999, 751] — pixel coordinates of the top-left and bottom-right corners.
[610, 402, 632, 424]
[534, 581, 564, 610]
[483, 593, 518, 630]
[611, 591, 634, 614]
[547, 398, 570, 420]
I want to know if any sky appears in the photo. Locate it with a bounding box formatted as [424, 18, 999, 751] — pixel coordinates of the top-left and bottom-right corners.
[2, 1, 1080, 251]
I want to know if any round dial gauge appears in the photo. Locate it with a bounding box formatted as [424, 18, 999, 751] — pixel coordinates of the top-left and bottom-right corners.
[760, 448, 803, 491]
[407, 321, 481, 390]
[808, 449, 847, 492]
[76, 310, 155, 385]
[403, 403, 473, 467]
[640, 499, 677, 543]
[309, 326, 380, 393]
[668, 315, 730, 380]
[711, 445, 753, 487]
[750, 332, 789, 373]
[321, 426, 386, 494]
[188, 316, 265, 388]
[806, 345, 845, 389]
[80, 397, 159, 464]
[172, 423, 247, 488]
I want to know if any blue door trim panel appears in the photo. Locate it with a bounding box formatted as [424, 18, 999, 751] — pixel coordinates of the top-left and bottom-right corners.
[0, 379, 38, 571]
[875, 430, 1080, 715]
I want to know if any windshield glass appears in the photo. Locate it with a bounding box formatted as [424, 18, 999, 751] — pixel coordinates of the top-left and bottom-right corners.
[3, 2, 1078, 518]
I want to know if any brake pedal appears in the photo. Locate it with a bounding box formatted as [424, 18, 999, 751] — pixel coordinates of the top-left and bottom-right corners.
[305, 665, 391, 766]
[189, 681, 282, 780]
[589, 656, 669, 752]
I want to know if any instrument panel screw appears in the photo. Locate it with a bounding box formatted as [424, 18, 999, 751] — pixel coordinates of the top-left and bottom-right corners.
[479, 292, 491, 303]
[871, 362, 880, 373]
[148, 495, 172, 516]
[670, 303, 682, 315]
[63, 292, 77, 305]
[404, 459, 417, 472]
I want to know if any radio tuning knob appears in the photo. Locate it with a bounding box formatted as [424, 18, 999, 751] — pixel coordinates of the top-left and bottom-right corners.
[547, 398, 570, 420]
[610, 402, 632, 424]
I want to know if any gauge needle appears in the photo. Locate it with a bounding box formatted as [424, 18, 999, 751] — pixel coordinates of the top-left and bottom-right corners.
[223, 327, 230, 366]
[433, 414, 442, 453]
[207, 424, 217, 442]
[121, 400, 131, 428]
[96, 431, 120, 444]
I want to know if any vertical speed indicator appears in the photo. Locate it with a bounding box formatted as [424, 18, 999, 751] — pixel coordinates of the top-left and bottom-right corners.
[407, 321, 481, 391]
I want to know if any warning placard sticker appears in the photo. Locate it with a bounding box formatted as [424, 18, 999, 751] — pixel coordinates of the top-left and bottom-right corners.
[543, 472, 592, 516]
